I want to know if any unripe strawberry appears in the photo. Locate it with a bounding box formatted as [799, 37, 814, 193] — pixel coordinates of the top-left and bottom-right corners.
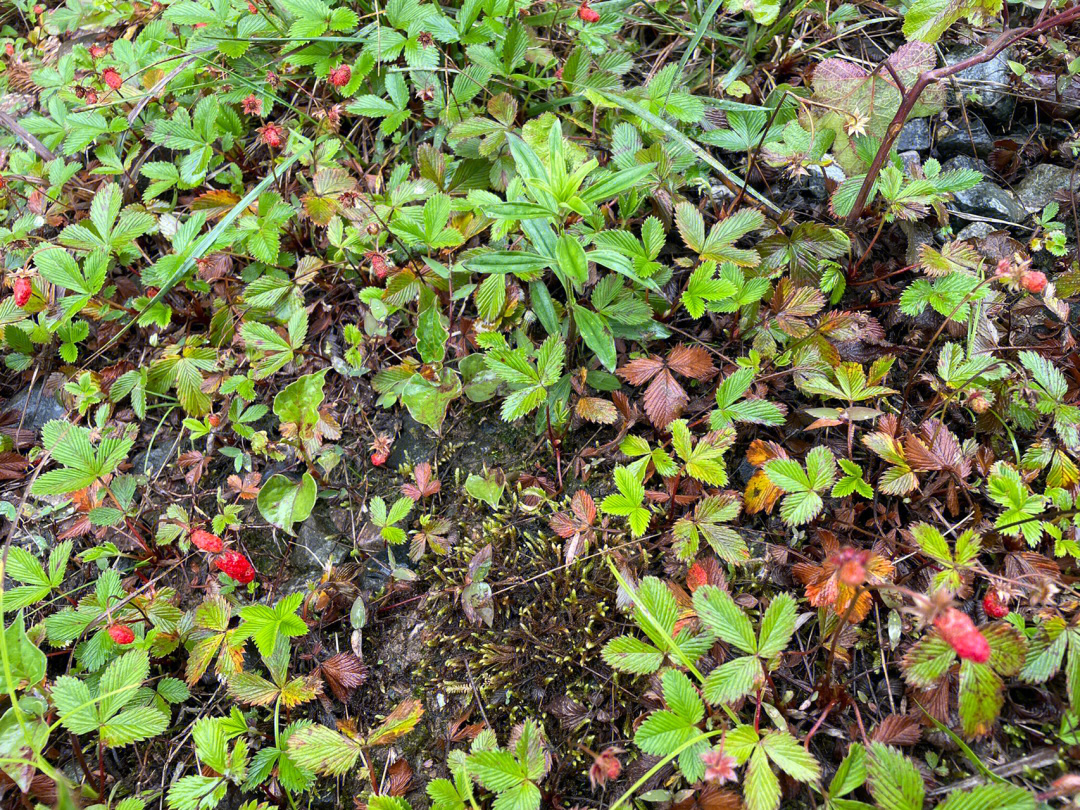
[983, 590, 1009, 619]
[371, 451, 388, 466]
[102, 67, 122, 90]
[89, 44, 106, 58]
[191, 529, 223, 553]
[215, 550, 256, 584]
[329, 64, 351, 88]
[1022, 270, 1047, 294]
[577, 0, 600, 22]
[5, 43, 14, 57]
[13, 278, 32, 308]
[933, 607, 989, 663]
[108, 624, 135, 645]
[33, 4, 44, 14]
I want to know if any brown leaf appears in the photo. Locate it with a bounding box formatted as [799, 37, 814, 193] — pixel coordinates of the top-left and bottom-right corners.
[666, 344, 717, 381]
[227, 472, 262, 500]
[673, 786, 741, 810]
[385, 758, 413, 796]
[0, 452, 28, 480]
[871, 714, 922, 746]
[320, 652, 368, 702]
[178, 450, 207, 487]
[617, 355, 665, 386]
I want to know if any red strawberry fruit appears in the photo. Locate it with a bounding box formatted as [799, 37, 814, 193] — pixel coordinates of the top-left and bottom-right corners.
[258, 122, 284, 149]
[983, 590, 1009, 619]
[215, 550, 256, 584]
[577, 0, 600, 22]
[13, 278, 32, 307]
[102, 67, 122, 90]
[933, 607, 989, 663]
[329, 64, 351, 88]
[191, 529, 224, 553]
[108, 624, 135, 645]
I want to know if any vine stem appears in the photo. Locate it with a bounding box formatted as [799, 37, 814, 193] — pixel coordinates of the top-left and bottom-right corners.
[842, 1, 1080, 227]
[607, 729, 726, 810]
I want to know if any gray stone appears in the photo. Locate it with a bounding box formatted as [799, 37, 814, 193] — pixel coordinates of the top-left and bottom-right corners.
[957, 221, 995, 241]
[289, 505, 352, 588]
[900, 221, 935, 265]
[132, 434, 179, 479]
[3, 382, 65, 434]
[807, 163, 847, 201]
[943, 156, 1027, 223]
[896, 118, 931, 152]
[936, 115, 994, 160]
[1015, 163, 1080, 213]
[945, 47, 1015, 120]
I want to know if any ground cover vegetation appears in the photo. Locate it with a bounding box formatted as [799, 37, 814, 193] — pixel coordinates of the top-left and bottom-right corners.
[0, 0, 1079, 806]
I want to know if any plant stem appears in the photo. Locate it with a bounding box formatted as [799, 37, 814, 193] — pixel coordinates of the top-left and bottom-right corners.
[608, 729, 725, 810]
[843, 2, 1080, 227]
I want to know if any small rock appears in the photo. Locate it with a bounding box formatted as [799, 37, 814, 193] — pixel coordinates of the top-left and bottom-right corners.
[945, 47, 1014, 120]
[285, 505, 353, 591]
[900, 221, 935, 265]
[896, 118, 931, 152]
[1015, 163, 1080, 213]
[936, 115, 993, 160]
[385, 415, 437, 468]
[956, 222, 995, 241]
[943, 156, 1027, 223]
[3, 381, 65, 435]
[807, 163, 847, 201]
[131, 438, 177, 479]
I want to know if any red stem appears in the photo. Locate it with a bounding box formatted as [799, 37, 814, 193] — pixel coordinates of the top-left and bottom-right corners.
[843, 3, 1080, 227]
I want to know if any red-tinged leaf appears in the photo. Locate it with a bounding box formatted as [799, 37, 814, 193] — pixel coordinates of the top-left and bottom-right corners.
[617, 355, 665, 386]
[687, 557, 728, 592]
[571, 490, 597, 525]
[227, 471, 261, 500]
[385, 758, 413, 796]
[402, 462, 441, 499]
[871, 714, 922, 746]
[320, 652, 368, 703]
[666, 344, 717, 381]
[190, 189, 242, 218]
[643, 368, 689, 429]
[672, 785, 741, 810]
[576, 396, 619, 424]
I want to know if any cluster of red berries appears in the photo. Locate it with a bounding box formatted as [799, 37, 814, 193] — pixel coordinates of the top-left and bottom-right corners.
[191, 528, 257, 584]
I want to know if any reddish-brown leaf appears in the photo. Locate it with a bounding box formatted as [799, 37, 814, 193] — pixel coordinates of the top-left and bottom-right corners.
[320, 652, 368, 702]
[178, 450, 208, 487]
[666, 344, 717, 381]
[402, 462, 441, 499]
[385, 758, 413, 796]
[871, 713, 922, 746]
[673, 785, 742, 810]
[642, 369, 688, 429]
[617, 355, 665, 386]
